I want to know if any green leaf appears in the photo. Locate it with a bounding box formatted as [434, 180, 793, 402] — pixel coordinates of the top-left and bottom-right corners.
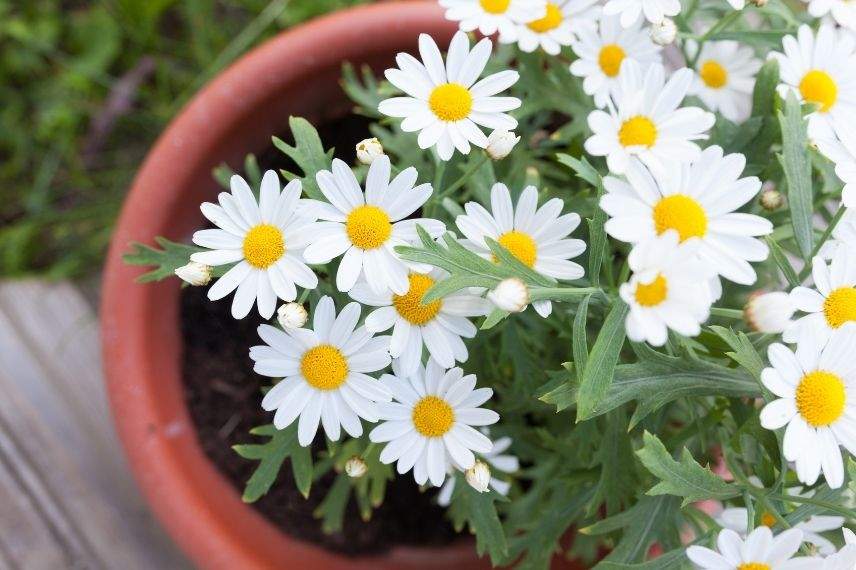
[752, 59, 780, 119]
[557, 154, 608, 286]
[272, 116, 333, 200]
[576, 300, 629, 422]
[451, 481, 509, 565]
[636, 432, 739, 506]
[765, 236, 800, 287]
[232, 423, 313, 502]
[591, 496, 681, 565]
[341, 62, 384, 119]
[777, 92, 814, 259]
[123, 237, 203, 283]
[709, 326, 765, 381]
[596, 548, 690, 570]
[314, 473, 352, 533]
[573, 294, 592, 383]
[591, 410, 637, 516]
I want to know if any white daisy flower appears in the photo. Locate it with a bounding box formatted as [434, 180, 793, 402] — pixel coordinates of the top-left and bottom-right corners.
[619, 231, 713, 346]
[301, 155, 444, 296]
[513, 0, 601, 55]
[600, 145, 772, 286]
[584, 61, 715, 175]
[823, 542, 856, 570]
[348, 268, 493, 376]
[437, 429, 519, 506]
[686, 527, 819, 570]
[569, 15, 662, 109]
[438, 0, 547, 42]
[818, 210, 856, 261]
[190, 171, 319, 319]
[250, 296, 393, 446]
[759, 331, 856, 489]
[378, 31, 521, 161]
[718, 506, 845, 555]
[769, 24, 856, 139]
[813, 127, 856, 209]
[455, 182, 586, 317]
[802, 0, 856, 33]
[602, 0, 680, 28]
[845, 528, 856, 545]
[785, 245, 856, 346]
[687, 40, 762, 123]
[370, 359, 500, 487]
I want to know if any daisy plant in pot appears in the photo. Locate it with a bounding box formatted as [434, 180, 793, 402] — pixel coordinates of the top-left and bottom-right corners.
[125, 0, 856, 567]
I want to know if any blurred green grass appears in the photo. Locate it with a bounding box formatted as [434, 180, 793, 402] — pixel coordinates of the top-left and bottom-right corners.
[0, 0, 362, 279]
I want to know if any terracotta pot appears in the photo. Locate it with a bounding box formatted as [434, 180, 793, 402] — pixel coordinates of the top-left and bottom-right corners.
[102, 2, 587, 569]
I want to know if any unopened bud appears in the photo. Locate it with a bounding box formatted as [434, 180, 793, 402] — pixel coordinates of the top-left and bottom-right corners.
[466, 460, 491, 493]
[345, 456, 368, 478]
[650, 18, 677, 46]
[277, 302, 308, 329]
[356, 137, 384, 165]
[744, 291, 795, 333]
[486, 130, 520, 160]
[750, 0, 767, 6]
[487, 278, 530, 313]
[175, 261, 212, 286]
[759, 182, 784, 211]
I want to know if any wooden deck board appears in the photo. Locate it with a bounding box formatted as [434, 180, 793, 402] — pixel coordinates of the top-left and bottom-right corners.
[0, 280, 189, 570]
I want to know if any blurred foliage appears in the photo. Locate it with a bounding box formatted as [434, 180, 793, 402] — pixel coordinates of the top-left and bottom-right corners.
[0, 0, 361, 278]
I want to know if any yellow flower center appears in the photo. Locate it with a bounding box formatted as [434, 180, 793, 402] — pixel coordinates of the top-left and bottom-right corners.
[796, 370, 846, 427]
[634, 273, 668, 307]
[428, 83, 473, 122]
[737, 564, 771, 570]
[598, 44, 626, 77]
[392, 273, 443, 325]
[799, 70, 837, 113]
[652, 194, 708, 242]
[412, 396, 455, 437]
[300, 344, 349, 391]
[760, 512, 777, 527]
[823, 287, 856, 329]
[527, 2, 563, 33]
[496, 230, 538, 267]
[618, 115, 658, 148]
[700, 60, 728, 89]
[243, 224, 285, 269]
[479, 0, 511, 13]
[346, 205, 392, 249]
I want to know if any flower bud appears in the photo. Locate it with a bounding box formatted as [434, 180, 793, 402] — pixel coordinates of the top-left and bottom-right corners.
[345, 456, 368, 478]
[175, 261, 212, 286]
[487, 278, 530, 313]
[486, 130, 520, 160]
[759, 182, 784, 211]
[744, 291, 795, 334]
[650, 18, 677, 46]
[466, 460, 491, 493]
[749, 0, 767, 6]
[277, 302, 308, 330]
[356, 137, 384, 165]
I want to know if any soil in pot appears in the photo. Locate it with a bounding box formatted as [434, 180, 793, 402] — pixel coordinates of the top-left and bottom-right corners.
[180, 115, 458, 556]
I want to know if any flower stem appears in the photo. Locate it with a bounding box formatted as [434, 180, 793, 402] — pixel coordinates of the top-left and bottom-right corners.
[709, 307, 744, 319]
[797, 205, 847, 281]
[437, 153, 489, 201]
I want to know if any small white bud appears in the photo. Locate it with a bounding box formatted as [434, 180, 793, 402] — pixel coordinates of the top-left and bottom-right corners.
[486, 130, 520, 160]
[466, 460, 491, 493]
[650, 18, 677, 46]
[345, 456, 368, 478]
[175, 261, 212, 286]
[744, 291, 795, 334]
[759, 182, 784, 211]
[750, 0, 767, 7]
[277, 302, 308, 329]
[356, 137, 384, 165]
[487, 278, 529, 313]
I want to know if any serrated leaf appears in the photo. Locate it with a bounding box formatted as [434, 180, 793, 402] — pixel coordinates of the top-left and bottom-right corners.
[594, 496, 681, 565]
[709, 326, 765, 381]
[636, 432, 738, 506]
[123, 237, 203, 283]
[233, 423, 313, 502]
[777, 92, 814, 259]
[314, 473, 351, 533]
[455, 484, 509, 565]
[596, 548, 690, 570]
[576, 300, 629, 422]
[272, 116, 331, 200]
[557, 154, 607, 286]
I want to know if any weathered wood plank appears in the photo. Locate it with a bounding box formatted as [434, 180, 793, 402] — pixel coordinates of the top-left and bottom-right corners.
[0, 280, 189, 570]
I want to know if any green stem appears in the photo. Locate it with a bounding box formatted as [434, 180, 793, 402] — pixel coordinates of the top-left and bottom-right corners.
[797, 206, 847, 281]
[709, 307, 744, 319]
[436, 153, 489, 200]
[765, 492, 855, 520]
[528, 287, 607, 302]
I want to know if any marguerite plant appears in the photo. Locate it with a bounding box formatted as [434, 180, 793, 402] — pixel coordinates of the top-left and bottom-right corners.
[125, 0, 856, 567]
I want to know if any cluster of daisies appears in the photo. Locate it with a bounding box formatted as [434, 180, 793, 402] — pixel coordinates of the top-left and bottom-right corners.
[166, 0, 856, 565]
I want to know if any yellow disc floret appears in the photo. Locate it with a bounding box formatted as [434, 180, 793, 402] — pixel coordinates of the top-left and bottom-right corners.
[796, 370, 846, 427]
[346, 205, 392, 249]
[301, 344, 349, 391]
[618, 116, 658, 148]
[737, 564, 771, 570]
[527, 2, 563, 33]
[823, 287, 856, 329]
[652, 195, 708, 242]
[799, 70, 837, 113]
[412, 396, 455, 437]
[634, 274, 668, 307]
[496, 230, 538, 267]
[428, 83, 473, 122]
[243, 224, 285, 269]
[598, 44, 626, 77]
[760, 512, 777, 527]
[479, 0, 511, 13]
[392, 273, 443, 325]
[700, 60, 728, 89]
